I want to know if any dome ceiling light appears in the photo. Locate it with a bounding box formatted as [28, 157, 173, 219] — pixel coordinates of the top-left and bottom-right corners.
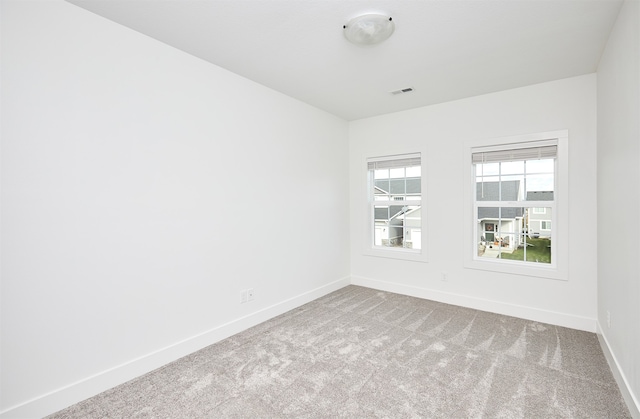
[343, 14, 395, 46]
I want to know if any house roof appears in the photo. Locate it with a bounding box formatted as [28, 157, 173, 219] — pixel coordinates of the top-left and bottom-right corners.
[477, 180, 524, 220]
[527, 191, 554, 201]
[374, 205, 421, 222]
[374, 178, 421, 196]
[476, 180, 520, 202]
[374, 205, 405, 222]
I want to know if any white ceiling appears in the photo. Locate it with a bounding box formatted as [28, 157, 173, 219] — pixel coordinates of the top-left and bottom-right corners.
[66, 0, 622, 121]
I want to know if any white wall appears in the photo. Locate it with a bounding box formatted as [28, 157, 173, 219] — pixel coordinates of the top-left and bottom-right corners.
[0, 1, 350, 416]
[350, 74, 598, 331]
[597, 0, 640, 414]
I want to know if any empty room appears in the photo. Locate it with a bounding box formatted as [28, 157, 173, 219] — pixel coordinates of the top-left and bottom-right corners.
[1, 0, 638, 417]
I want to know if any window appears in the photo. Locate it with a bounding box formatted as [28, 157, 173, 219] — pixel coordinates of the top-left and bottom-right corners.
[473, 140, 557, 268]
[464, 130, 567, 280]
[368, 154, 421, 253]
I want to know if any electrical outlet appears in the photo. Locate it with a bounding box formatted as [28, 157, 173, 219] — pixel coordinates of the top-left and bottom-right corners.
[606, 310, 611, 328]
[441, 272, 448, 282]
[241, 290, 248, 304]
[248, 288, 255, 301]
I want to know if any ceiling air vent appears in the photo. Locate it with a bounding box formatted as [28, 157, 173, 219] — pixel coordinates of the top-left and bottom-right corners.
[391, 87, 414, 95]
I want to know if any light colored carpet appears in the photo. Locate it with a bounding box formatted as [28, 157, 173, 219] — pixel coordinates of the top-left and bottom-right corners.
[49, 285, 631, 418]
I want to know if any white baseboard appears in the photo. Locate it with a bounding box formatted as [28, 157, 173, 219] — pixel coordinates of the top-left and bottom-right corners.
[350, 275, 596, 332]
[0, 277, 350, 419]
[597, 324, 640, 419]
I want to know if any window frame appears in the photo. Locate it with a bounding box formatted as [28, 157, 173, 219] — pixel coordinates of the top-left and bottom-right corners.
[363, 152, 427, 263]
[464, 130, 569, 280]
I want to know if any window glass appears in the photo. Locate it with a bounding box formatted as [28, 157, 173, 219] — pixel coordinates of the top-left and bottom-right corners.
[406, 166, 421, 177]
[475, 160, 553, 201]
[526, 159, 554, 174]
[369, 155, 422, 251]
[473, 144, 556, 267]
[477, 207, 552, 264]
[389, 168, 405, 178]
[501, 161, 524, 175]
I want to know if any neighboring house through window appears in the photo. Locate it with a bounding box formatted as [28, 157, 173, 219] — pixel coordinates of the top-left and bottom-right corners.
[465, 130, 569, 280]
[473, 141, 556, 265]
[367, 154, 422, 256]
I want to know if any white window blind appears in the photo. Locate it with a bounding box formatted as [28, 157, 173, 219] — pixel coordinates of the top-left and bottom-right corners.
[472, 144, 557, 164]
[368, 154, 421, 170]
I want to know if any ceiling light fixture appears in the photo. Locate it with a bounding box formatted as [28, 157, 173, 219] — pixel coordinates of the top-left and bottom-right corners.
[343, 14, 395, 46]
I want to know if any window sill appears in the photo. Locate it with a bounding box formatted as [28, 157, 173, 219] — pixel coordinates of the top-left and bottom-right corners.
[465, 257, 567, 280]
[364, 247, 427, 263]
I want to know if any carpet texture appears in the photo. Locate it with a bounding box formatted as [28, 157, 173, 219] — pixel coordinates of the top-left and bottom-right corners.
[48, 286, 631, 418]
